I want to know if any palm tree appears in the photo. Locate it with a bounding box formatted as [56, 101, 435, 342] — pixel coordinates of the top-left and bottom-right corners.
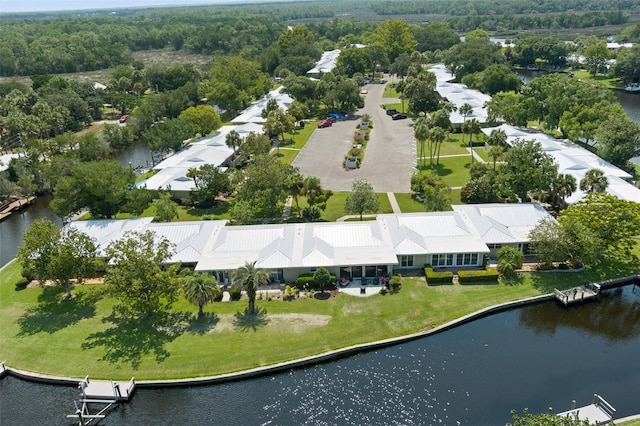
[414, 117, 429, 168]
[486, 129, 507, 147]
[287, 171, 305, 216]
[232, 261, 270, 315]
[579, 168, 608, 194]
[554, 173, 577, 209]
[488, 145, 503, 170]
[184, 273, 221, 319]
[225, 130, 241, 155]
[429, 126, 446, 165]
[458, 103, 473, 144]
[467, 118, 481, 164]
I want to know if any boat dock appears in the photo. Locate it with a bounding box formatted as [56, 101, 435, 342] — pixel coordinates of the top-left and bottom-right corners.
[66, 376, 135, 425]
[79, 376, 136, 401]
[557, 394, 616, 425]
[554, 282, 601, 305]
[0, 195, 36, 221]
[0, 362, 6, 378]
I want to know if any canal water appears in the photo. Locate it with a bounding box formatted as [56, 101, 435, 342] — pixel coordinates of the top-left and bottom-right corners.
[0, 141, 154, 267]
[1, 285, 639, 425]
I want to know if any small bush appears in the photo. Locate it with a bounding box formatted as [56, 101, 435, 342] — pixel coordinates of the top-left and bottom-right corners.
[228, 285, 242, 301]
[425, 266, 454, 284]
[295, 273, 337, 290]
[379, 287, 388, 295]
[457, 269, 499, 284]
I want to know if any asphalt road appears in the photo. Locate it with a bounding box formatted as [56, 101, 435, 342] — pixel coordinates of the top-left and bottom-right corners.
[293, 79, 416, 192]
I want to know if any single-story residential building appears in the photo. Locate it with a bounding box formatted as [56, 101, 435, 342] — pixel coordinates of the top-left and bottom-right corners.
[66, 204, 553, 285]
[481, 124, 640, 204]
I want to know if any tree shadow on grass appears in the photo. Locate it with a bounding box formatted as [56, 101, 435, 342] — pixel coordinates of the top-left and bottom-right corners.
[313, 292, 331, 300]
[185, 312, 220, 335]
[233, 306, 269, 332]
[81, 312, 190, 369]
[16, 286, 97, 336]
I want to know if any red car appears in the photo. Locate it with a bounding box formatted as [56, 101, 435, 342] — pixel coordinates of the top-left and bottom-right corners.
[119, 114, 129, 123]
[325, 116, 338, 123]
[317, 120, 332, 128]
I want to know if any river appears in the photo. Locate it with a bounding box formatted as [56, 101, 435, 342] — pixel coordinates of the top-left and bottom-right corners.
[1, 285, 639, 425]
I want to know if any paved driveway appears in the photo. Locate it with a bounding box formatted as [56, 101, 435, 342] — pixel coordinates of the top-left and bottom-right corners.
[293, 80, 416, 192]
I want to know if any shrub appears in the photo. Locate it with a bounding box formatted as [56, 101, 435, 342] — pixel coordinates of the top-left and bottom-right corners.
[457, 269, 499, 284]
[295, 273, 337, 290]
[425, 266, 454, 284]
[388, 274, 402, 293]
[379, 287, 388, 295]
[228, 285, 242, 301]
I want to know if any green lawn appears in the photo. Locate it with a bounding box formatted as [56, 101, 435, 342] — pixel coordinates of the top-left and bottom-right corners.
[2, 255, 637, 380]
[319, 192, 393, 221]
[272, 148, 299, 165]
[394, 193, 426, 213]
[417, 155, 471, 188]
[571, 69, 621, 88]
[473, 147, 491, 162]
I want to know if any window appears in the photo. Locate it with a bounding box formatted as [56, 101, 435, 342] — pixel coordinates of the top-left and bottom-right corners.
[487, 243, 502, 249]
[270, 269, 284, 283]
[455, 253, 480, 266]
[400, 255, 414, 267]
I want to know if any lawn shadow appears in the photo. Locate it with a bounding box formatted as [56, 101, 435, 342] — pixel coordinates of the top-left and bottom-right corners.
[233, 306, 269, 332]
[16, 286, 97, 336]
[185, 312, 220, 335]
[313, 292, 331, 300]
[81, 312, 190, 369]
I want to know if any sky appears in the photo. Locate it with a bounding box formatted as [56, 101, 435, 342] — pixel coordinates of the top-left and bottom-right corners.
[0, 0, 255, 14]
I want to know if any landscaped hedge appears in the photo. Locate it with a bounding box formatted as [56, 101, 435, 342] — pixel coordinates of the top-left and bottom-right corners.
[295, 273, 337, 290]
[457, 269, 499, 284]
[425, 267, 454, 284]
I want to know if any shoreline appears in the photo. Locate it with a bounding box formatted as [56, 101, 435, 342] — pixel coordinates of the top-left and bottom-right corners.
[0, 293, 558, 387]
[2, 253, 637, 388]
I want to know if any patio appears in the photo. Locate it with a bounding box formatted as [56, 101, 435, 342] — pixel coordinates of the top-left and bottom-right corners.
[337, 277, 385, 298]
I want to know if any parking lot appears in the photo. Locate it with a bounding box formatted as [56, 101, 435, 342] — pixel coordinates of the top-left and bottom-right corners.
[292, 79, 416, 193]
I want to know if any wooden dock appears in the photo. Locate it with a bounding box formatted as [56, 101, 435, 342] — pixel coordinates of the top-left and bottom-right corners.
[557, 394, 616, 425]
[554, 282, 601, 306]
[0, 195, 36, 221]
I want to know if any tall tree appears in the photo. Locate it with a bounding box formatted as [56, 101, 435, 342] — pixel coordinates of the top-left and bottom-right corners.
[414, 117, 429, 168]
[178, 105, 221, 136]
[559, 192, 640, 255]
[104, 230, 181, 321]
[184, 273, 221, 319]
[225, 130, 242, 154]
[188, 164, 230, 207]
[499, 139, 558, 203]
[17, 219, 97, 300]
[594, 111, 640, 170]
[344, 179, 379, 220]
[373, 20, 417, 64]
[232, 261, 270, 315]
[51, 160, 136, 219]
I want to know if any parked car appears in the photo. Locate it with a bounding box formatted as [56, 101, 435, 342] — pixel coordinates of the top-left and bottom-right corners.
[119, 114, 129, 123]
[392, 113, 407, 120]
[386, 109, 398, 116]
[317, 120, 332, 128]
[325, 116, 338, 123]
[360, 89, 368, 95]
[329, 112, 345, 120]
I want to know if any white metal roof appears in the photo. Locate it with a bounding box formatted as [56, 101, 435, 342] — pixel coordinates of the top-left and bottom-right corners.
[231, 87, 293, 124]
[145, 221, 226, 264]
[453, 203, 552, 243]
[378, 212, 489, 255]
[307, 49, 341, 74]
[482, 125, 640, 204]
[65, 218, 153, 255]
[70, 205, 555, 272]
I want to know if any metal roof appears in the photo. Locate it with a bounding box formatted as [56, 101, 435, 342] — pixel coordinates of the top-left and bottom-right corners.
[482, 124, 640, 204]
